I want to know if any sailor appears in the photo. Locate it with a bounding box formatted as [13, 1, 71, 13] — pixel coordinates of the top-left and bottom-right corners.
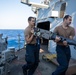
[52, 15, 75, 75]
[22, 16, 40, 75]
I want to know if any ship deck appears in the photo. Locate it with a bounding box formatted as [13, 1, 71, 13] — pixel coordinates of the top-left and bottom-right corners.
[7, 45, 56, 75]
[6, 45, 76, 75]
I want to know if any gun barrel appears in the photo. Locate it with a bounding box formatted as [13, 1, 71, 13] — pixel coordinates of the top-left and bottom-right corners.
[34, 27, 76, 46]
[51, 33, 76, 46]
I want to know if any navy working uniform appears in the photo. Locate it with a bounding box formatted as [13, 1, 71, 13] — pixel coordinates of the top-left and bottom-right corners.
[22, 25, 40, 75]
[52, 25, 75, 75]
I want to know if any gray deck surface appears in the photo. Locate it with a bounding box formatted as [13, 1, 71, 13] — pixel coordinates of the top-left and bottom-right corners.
[5, 45, 76, 75]
[6, 45, 56, 75]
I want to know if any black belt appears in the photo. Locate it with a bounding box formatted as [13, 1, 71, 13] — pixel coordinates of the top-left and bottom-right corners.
[57, 44, 69, 47]
[27, 44, 37, 46]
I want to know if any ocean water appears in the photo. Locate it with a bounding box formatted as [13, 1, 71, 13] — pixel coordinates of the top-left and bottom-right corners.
[0, 29, 25, 50]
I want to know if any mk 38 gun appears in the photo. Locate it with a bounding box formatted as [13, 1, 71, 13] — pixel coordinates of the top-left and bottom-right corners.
[34, 27, 76, 49]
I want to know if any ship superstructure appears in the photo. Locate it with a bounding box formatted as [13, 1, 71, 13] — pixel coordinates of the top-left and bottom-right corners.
[21, 0, 76, 59]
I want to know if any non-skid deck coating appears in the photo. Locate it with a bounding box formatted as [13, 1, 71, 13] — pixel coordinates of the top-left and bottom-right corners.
[6, 45, 76, 75]
[6, 45, 56, 75]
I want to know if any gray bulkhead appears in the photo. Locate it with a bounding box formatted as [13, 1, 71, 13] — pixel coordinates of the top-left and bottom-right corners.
[36, 0, 76, 60]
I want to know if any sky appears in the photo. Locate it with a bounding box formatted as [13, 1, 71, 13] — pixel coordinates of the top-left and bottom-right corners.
[0, 0, 40, 29]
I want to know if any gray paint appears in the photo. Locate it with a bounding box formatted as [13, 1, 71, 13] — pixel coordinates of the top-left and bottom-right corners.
[37, 0, 76, 59]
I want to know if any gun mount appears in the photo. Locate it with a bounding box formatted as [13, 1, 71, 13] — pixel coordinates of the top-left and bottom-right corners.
[0, 34, 17, 75]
